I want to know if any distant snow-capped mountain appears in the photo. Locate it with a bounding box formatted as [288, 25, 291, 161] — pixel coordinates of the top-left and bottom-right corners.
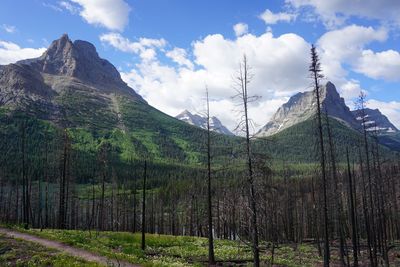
[176, 110, 233, 135]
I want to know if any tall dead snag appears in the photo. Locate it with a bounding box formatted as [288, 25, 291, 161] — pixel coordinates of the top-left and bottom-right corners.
[232, 54, 260, 267]
[98, 143, 108, 231]
[309, 44, 329, 266]
[205, 87, 216, 265]
[141, 160, 147, 251]
[356, 92, 377, 267]
[325, 112, 346, 266]
[58, 129, 69, 229]
[20, 119, 29, 229]
[346, 148, 358, 267]
[358, 145, 374, 266]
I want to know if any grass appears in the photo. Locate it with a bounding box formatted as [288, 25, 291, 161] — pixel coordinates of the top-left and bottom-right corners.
[10, 227, 323, 266]
[0, 233, 101, 267]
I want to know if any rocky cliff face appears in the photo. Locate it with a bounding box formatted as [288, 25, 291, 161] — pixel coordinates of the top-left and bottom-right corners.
[256, 82, 359, 137]
[0, 34, 143, 126]
[352, 108, 398, 134]
[176, 110, 233, 135]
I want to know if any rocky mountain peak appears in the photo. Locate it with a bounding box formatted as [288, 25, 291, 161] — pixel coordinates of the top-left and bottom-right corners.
[256, 81, 359, 137]
[175, 110, 233, 135]
[38, 33, 75, 76]
[322, 81, 340, 99]
[0, 34, 144, 123]
[19, 34, 125, 89]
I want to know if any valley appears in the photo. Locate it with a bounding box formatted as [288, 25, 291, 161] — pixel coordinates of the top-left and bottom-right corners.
[0, 34, 399, 267]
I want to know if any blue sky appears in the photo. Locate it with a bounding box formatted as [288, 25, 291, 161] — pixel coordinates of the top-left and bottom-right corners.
[1, 0, 400, 130]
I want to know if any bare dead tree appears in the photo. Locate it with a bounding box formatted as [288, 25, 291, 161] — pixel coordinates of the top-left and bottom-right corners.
[58, 129, 69, 229]
[309, 44, 330, 267]
[356, 92, 377, 267]
[346, 148, 358, 267]
[232, 54, 261, 267]
[141, 160, 147, 251]
[205, 86, 216, 265]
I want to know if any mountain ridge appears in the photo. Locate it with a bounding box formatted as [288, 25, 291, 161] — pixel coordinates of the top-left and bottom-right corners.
[352, 108, 398, 134]
[175, 110, 233, 136]
[256, 82, 397, 138]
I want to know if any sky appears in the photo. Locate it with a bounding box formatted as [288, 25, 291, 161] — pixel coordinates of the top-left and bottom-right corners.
[1, 0, 400, 132]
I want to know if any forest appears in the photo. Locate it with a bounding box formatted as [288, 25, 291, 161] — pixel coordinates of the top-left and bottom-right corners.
[0, 47, 400, 267]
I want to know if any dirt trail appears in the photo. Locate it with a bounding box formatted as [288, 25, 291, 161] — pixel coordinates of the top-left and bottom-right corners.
[0, 228, 141, 267]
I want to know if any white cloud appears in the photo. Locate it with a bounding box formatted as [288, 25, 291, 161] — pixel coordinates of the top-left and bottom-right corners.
[367, 99, 400, 129]
[318, 25, 387, 63]
[103, 24, 400, 132]
[233, 23, 248, 37]
[0, 40, 45, 65]
[115, 32, 310, 131]
[340, 80, 364, 100]
[317, 25, 389, 84]
[100, 32, 166, 61]
[1, 24, 17, 33]
[355, 50, 400, 81]
[69, 0, 131, 31]
[316, 24, 400, 83]
[259, 9, 297, 24]
[166, 48, 194, 69]
[287, 0, 400, 28]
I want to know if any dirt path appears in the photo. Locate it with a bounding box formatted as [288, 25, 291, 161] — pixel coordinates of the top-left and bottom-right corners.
[0, 228, 141, 267]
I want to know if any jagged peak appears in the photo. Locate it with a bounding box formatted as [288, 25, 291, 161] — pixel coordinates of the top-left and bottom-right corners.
[321, 81, 340, 99]
[176, 110, 233, 135]
[256, 81, 359, 137]
[12, 34, 145, 101]
[22, 34, 125, 86]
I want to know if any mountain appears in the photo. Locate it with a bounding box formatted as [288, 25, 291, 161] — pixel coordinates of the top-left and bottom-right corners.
[175, 110, 233, 135]
[0, 34, 144, 127]
[257, 82, 361, 137]
[0, 34, 242, 168]
[0, 35, 396, 170]
[255, 81, 400, 152]
[351, 108, 398, 134]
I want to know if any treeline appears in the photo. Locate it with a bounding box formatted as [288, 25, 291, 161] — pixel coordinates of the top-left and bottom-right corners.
[1, 49, 400, 267]
[0, 105, 399, 267]
[0, 112, 399, 266]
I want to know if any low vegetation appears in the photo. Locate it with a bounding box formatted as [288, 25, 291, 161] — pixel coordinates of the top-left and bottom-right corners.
[9, 227, 326, 266]
[0, 233, 100, 267]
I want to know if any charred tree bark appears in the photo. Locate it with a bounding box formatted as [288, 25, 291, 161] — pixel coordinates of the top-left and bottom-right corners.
[309, 45, 329, 266]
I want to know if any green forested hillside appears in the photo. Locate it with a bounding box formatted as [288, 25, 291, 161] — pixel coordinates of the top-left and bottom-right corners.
[257, 116, 397, 163]
[1, 103, 396, 187]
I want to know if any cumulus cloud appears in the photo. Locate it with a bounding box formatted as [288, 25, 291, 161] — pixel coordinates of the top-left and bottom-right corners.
[107, 32, 311, 131]
[233, 23, 248, 37]
[0, 40, 45, 65]
[259, 9, 297, 24]
[102, 24, 400, 132]
[287, 0, 400, 28]
[166, 48, 194, 69]
[340, 80, 364, 101]
[354, 50, 400, 81]
[100, 32, 166, 61]
[69, 0, 131, 31]
[317, 25, 389, 83]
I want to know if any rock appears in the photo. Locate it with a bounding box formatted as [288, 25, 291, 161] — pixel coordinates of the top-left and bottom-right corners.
[256, 82, 359, 137]
[176, 110, 233, 135]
